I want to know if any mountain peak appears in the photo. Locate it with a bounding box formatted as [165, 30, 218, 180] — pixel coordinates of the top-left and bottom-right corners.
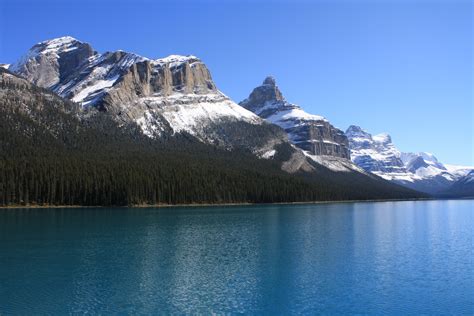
[240, 76, 350, 159]
[31, 36, 88, 56]
[346, 125, 371, 140]
[239, 76, 285, 112]
[39, 36, 79, 46]
[346, 125, 364, 133]
[263, 76, 276, 86]
[154, 54, 200, 66]
[11, 36, 96, 89]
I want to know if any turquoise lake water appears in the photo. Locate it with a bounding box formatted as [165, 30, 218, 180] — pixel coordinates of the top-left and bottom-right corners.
[0, 200, 473, 314]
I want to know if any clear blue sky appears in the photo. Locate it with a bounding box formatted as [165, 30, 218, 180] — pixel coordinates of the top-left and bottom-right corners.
[1, 0, 472, 165]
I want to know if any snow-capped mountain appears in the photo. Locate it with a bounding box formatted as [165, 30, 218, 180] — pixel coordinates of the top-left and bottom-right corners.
[239, 77, 362, 173]
[346, 125, 405, 174]
[0, 66, 427, 205]
[240, 77, 353, 164]
[2, 36, 433, 201]
[346, 125, 474, 194]
[11, 36, 96, 89]
[11, 37, 298, 160]
[11, 36, 457, 188]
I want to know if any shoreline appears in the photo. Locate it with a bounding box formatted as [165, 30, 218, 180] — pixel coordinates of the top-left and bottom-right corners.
[1, 197, 471, 210]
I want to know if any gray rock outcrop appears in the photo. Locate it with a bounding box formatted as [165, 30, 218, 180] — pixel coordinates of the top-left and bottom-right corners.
[11, 36, 95, 89]
[10, 37, 313, 174]
[240, 77, 350, 159]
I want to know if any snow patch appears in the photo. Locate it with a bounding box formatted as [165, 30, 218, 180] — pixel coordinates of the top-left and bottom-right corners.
[304, 151, 363, 173]
[132, 93, 261, 138]
[373, 133, 391, 144]
[261, 150, 276, 159]
[268, 107, 325, 124]
[71, 75, 119, 103]
[153, 55, 199, 68]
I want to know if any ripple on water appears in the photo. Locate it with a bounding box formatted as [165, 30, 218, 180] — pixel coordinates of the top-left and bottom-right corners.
[0, 201, 473, 314]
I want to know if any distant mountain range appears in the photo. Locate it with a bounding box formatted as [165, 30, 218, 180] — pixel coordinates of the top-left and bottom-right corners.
[345, 125, 473, 195]
[0, 36, 471, 205]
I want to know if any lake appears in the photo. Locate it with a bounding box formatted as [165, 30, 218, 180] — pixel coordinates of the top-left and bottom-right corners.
[0, 200, 473, 314]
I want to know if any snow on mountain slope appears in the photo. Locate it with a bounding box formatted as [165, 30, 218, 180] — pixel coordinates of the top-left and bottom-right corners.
[10, 37, 259, 134]
[444, 164, 474, 178]
[346, 125, 473, 194]
[304, 152, 367, 173]
[345, 125, 406, 175]
[240, 77, 350, 159]
[59, 51, 147, 106]
[11, 36, 305, 169]
[130, 92, 260, 139]
[11, 36, 96, 89]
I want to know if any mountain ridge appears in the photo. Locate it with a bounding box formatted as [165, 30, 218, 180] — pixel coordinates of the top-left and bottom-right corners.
[240, 76, 351, 160]
[10, 36, 307, 169]
[346, 125, 473, 195]
[0, 67, 424, 206]
[6, 35, 470, 202]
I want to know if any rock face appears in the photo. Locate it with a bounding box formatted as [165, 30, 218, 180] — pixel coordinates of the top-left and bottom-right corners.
[10, 37, 310, 171]
[6, 36, 434, 200]
[346, 125, 474, 194]
[346, 125, 405, 173]
[240, 77, 350, 159]
[10, 38, 221, 115]
[10, 36, 96, 89]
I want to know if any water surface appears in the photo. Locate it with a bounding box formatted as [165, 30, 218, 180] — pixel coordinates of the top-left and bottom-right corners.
[1, 200, 473, 314]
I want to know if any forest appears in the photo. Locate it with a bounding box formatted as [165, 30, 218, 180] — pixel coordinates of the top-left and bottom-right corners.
[0, 68, 424, 206]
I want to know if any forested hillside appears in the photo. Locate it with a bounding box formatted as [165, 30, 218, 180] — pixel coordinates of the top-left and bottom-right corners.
[0, 68, 425, 206]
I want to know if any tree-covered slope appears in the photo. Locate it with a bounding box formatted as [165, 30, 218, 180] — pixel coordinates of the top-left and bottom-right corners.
[0, 68, 425, 206]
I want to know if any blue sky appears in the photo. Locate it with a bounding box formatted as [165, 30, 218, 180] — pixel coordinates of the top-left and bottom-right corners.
[1, 0, 472, 165]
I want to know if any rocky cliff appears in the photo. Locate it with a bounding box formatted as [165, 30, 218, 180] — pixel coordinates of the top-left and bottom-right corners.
[3, 36, 430, 201]
[9, 37, 312, 171]
[240, 77, 350, 159]
[346, 125, 405, 173]
[11, 36, 96, 89]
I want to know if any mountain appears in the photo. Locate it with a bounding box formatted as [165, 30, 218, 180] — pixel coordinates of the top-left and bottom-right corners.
[345, 125, 473, 195]
[345, 125, 405, 174]
[11, 36, 314, 169]
[9, 36, 373, 175]
[0, 67, 424, 206]
[239, 77, 362, 173]
[240, 77, 350, 158]
[4, 36, 427, 204]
